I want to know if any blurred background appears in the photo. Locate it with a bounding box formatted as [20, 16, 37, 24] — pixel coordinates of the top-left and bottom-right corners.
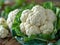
[0, 0, 60, 19]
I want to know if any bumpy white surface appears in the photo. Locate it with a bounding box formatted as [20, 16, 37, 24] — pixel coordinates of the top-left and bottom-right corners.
[7, 9, 19, 29]
[46, 9, 56, 23]
[26, 25, 40, 36]
[20, 5, 56, 37]
[20, 9, 32, 22]
[0, 25, 9, 38]
[20, 23, 25, 33]
[40, 22, 54, 34]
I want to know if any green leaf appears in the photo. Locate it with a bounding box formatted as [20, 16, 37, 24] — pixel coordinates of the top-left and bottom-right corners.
[4, 6, 12, 19]
[15, 36, 24, 44]
[56, 7, 60, 15]
[42, 2, 53, 9]
[55, 7, 60, 29]
[1, 11, 5, 17]
[11, 30, 17, 36]
[38, 34, 52, 40]
[1, 6, 12, 19]
[48, 42, 56, 45]
[15, 36, 47, 45]
[24, 35, 36, 42]
[56, 39, 60, 45]
[25, 2, 35, 9]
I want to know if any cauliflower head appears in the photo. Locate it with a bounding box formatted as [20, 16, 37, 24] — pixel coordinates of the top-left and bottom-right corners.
[20, 5, 57, 37]
[7, 9, 19, 29]
[0, 25, 9, 38]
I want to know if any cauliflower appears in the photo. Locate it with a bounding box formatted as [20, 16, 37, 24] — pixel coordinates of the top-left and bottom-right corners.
[0, 25, 9, 38]
[0, 18, 9, 38]
[46, 9, 56, 23]
[20, 23, 25, 34]
[20, 5, 57, 37]
[40, 22, 54, 34]
[0, 18, 6, 24]
[20, 9, 32, 22]
[0, 17, 8, 29]
[29, 11, 46, 26]
[31, 5, 45, 14]
[25, 25, 40, 36]
[24, 23, 31, 30]
[7, 9, 19, 29]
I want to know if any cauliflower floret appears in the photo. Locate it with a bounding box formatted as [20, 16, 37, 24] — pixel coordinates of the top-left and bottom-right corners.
[31, 5, 45, 15]
[26, 13, 34, 24]
[31, 5, 45, 12]
[8, 9, 19, 19]
[20, 9, 32, 22]
[46, 9, 56, 23]
[26, 25, 40, 36]
[0, 18, 8, 28]
[30, 11, 46, 26]
[20, 23, 25, 33]
[0, 25, 9, 38]
[24, 23, 31, 30]
[40, 22, 53, 34]
[7, 9, 19, 29]
[0, 18, 7, 25]
[31, 5, 40, 12]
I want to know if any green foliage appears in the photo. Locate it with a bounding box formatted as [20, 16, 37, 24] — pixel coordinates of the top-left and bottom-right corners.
[56, 39, 60, 45]
[55, 7, 60, 30]
[12, 9, 23, 36]
[42, 2, 54, 9]
[15, 36, 47, 45]
[1, 6, 12, 19]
